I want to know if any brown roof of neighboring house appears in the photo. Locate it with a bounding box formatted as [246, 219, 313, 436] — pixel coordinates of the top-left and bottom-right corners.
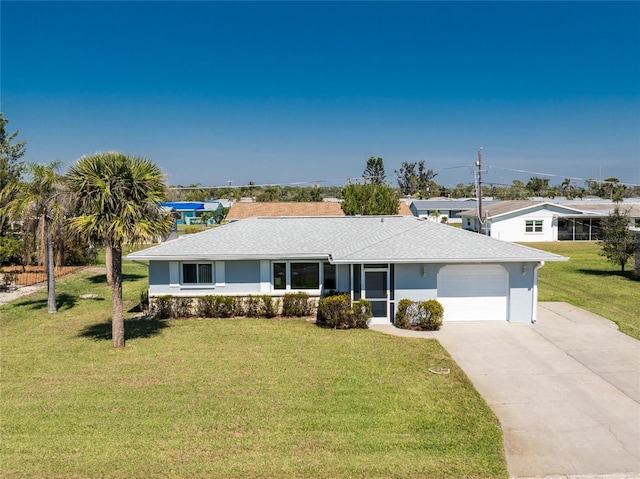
[226, 202, 345, 220]
[397, 202, 414, 216]
[226, 201, 415, 220]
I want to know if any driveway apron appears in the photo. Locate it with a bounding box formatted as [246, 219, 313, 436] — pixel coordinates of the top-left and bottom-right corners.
[371, 302, 640, 478]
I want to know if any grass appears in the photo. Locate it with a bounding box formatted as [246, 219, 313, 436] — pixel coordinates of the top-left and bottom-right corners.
[522, 241, 640, 340]
[0, 262, 507, 479]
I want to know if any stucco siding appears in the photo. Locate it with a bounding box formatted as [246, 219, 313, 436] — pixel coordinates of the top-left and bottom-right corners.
[220, 260, 262, 294]
[490, 209, 557, 242]
[335, 264, 350, 292]
[504, 262, 538, 323]
[394, 263, 439, 302]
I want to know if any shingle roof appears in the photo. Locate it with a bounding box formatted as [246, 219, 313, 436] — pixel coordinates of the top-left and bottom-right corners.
[127, 216, 566, 263]
[459, 200, 640, 219]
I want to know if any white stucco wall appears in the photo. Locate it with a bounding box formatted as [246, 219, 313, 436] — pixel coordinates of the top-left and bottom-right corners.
[489, 209, 557, 242]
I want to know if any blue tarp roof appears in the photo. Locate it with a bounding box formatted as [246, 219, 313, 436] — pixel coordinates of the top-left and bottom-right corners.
[160, 202, 206, 211]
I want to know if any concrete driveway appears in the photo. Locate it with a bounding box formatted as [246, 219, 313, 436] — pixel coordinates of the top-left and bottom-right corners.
[371, 302, 640, 478]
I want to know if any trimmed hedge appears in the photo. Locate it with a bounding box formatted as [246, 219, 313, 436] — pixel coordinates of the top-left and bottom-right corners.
[317, 294, 371, 329]
[394, 299, 444, 331]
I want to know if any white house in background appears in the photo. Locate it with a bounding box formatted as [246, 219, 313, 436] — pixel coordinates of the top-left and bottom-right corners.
[410, 199, 499, 224]
[126, 216, 566, 324]
[460, 200, 640, 242]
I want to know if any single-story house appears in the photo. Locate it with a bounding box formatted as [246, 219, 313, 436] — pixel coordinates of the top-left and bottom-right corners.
[126, 216, 566, 324]
[460, 200, 640, 242]
[410, 199, 499, 224]
[159, 201, 222, 225]
[226, 201, 414, 221]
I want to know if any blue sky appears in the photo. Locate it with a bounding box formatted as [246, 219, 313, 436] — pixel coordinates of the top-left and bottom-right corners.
[2, 1, 639, 189]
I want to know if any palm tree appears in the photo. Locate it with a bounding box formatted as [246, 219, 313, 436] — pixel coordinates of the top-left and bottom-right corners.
[0, 162, 66, 313]
[65, 152, 172, 349]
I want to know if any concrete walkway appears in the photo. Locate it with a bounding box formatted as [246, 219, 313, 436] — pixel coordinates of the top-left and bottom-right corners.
[370, 302, 640, 479]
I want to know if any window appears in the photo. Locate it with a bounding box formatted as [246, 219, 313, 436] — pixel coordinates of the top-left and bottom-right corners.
[182, 263, 213, 284]
[272, 261, 324, 291]
[273, 262, 286, 290]
[525, 220, 543, 233]
[323, 263, 336, 290]
[291, 263, 319, 289]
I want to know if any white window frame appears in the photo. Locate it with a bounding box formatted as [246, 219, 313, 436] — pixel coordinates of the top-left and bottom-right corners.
[181, 262, 214, 285]
[525, 219, 543, 234]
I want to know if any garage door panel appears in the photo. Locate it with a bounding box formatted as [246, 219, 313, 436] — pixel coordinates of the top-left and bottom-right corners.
[437, 265, 508, 321]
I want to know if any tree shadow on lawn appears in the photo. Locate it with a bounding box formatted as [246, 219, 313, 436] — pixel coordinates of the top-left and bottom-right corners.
[577, 269, 639, 281]
[13, 293, 79, 312]
[78, 318, 169, 342]
[86, 273, 146, 284]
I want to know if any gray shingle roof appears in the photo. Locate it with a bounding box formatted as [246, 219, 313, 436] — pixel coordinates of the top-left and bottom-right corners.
[127, 216, 566, 263]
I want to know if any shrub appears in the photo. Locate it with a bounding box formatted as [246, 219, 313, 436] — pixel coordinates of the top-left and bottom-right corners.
[197, 295, 217, 317]
[419, 299, 444, 331]
[174, 297, 194, 318]
[139, 289, 149, 314]
[196, 295, 236, 318]
[395, 298, 413, 329]
[244, 296, 261, 318]
[317, 294, 370, 329]
[282, 292, 312, 317]
[317, 294, 351, 328]
[214, 296, 235, 318]
[350, 299, 371, 329]
[153, 295, 174, 319]
[259, 295, 279, 318]
[394, 298, 444, 331]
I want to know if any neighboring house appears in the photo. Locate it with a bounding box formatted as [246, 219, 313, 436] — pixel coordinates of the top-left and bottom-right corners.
[460, 200, 640, 242]
[226, 201, 414, 221]
[160, 201, 222, 225]
[226, 202, 344, 220]
[126, 216, 566, 324]
[410, 199, 499, 224]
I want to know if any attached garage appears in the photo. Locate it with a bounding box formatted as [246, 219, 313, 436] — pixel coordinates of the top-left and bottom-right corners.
[437, 265, 508, 321]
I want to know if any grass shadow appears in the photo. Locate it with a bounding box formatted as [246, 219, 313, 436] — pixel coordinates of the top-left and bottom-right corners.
[86, 273, 146, 284]
[576, 269, 638, 280]
[13, 293, 77, 312]
[78, 318, 169, 342]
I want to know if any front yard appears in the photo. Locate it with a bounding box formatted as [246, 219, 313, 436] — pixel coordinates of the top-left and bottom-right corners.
[0, 263, 507, 479]
[522, 242, 640, 340]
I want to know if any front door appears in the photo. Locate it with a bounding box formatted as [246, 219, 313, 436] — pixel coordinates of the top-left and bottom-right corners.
[364, 269, 388, 324]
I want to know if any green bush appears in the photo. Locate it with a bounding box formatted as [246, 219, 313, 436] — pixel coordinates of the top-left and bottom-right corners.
[395, 298, 413, 329]
[350, 299, 372, 329]
[259, 295, 279, 318]
[317, 294, 351, 328]
[282, 292, 312, 317]
[0, 235, 24, 266]
[419, 299, 444, 331]
[174, 297, 194, 318]
[394, 299, 444, 331]
[196, 295, 236, 318]
[317, 294, 370, 329]
[244, 296, 261, 318]
[153, 295, 174, 319]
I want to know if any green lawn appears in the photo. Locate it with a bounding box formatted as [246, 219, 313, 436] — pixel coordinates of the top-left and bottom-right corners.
[522, 241, 640, 340]
[0, 263, 507, 479]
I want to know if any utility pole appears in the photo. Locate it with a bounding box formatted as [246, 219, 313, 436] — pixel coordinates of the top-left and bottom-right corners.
[476, 147, 483, 233]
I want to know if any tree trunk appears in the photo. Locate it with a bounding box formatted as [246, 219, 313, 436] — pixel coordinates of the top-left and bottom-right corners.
[105, 239, 113, 286]
[111, 244, 125, 349]
[45, 217, 57, 314]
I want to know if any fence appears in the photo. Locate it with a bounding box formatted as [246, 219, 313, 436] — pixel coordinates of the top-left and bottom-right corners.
[0, 265, 84, 292]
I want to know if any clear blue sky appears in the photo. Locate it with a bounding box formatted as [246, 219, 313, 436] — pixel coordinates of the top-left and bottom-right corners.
[2, 1, 639, 189]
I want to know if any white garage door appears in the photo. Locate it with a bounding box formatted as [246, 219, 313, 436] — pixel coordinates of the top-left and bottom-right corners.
[437, 265, 508, 321]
